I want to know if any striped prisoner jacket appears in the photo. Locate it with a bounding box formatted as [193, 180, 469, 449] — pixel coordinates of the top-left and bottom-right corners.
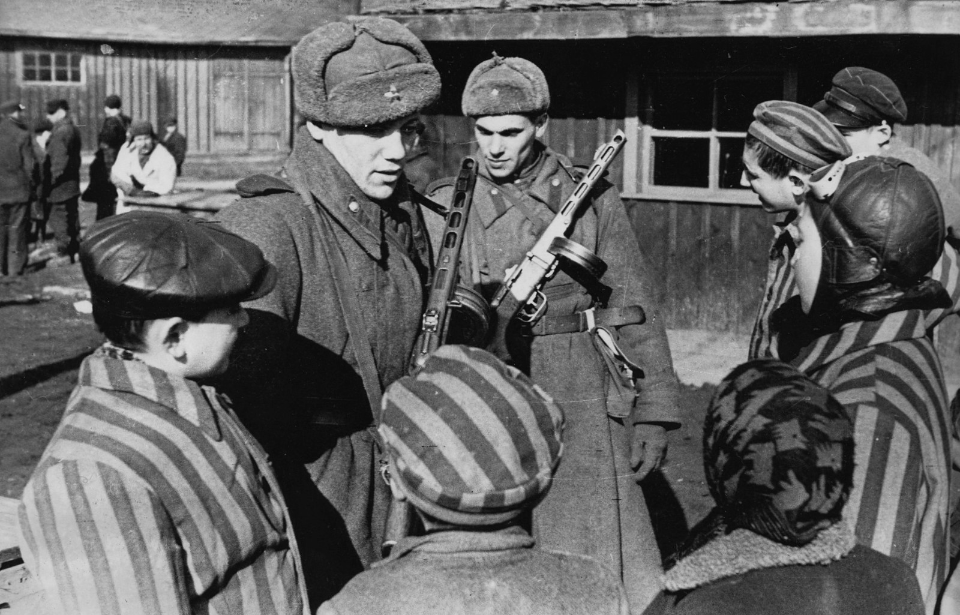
[773, 306, 951, 615]
[18, 346, 309, 615]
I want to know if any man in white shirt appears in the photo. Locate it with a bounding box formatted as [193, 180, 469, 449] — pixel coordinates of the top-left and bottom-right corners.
[111, 120, 177, 197]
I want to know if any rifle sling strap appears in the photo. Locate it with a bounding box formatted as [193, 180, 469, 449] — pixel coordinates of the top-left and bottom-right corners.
[291, 176, 383, 424]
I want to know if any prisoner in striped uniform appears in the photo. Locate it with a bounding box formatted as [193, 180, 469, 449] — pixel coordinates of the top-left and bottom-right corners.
[774, 157, 952, 614]
[319, 345, 630, 615]
[18, 212, 308, 615]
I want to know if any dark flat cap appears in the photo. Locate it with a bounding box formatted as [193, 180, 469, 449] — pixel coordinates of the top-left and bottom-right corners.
[0, 100, 24, 115]
[45, 99, 68, 115]
[462, 54, 550, 118]
[129, 120, 155, 138]
[293, 17, 440, 128]
[814, 67, 907, 129]
[80, 212, 277, 319]
[104, 94, 122, 109]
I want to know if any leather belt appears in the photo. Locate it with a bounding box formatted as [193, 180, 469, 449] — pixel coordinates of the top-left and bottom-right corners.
[525, 305, 646, 337]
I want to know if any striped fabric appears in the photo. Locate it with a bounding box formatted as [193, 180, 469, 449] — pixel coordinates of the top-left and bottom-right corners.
[18, 348, 308, 615]
[782, 310, 951, 615]
[749, 229, 960, 361]
[380, 345, 564, 526]
[748, 101, 852, 169]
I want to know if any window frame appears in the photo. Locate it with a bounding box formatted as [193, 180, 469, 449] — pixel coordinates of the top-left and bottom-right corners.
[19, 50, 85, 86]
[622, 66, 797, 206]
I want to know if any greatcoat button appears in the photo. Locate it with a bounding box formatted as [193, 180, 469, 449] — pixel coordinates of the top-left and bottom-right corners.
[348, 200, 360, 213]
[552, 178, 560, 186]
[490, 188, 499, 196]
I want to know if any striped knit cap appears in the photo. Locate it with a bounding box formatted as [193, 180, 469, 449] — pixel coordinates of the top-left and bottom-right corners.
[748, 101, 852, 170]
[380, 345, 565, 526]
[702, 359, 854, 547]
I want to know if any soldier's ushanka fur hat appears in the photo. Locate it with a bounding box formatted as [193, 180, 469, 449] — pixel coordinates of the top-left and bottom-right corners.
[292, 18, 441, 128]
[462, 54, 550, 117]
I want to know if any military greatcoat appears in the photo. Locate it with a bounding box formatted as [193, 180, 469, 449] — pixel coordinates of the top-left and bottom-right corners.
[426, 143, 680, 612]
[215, 127, 432, 607]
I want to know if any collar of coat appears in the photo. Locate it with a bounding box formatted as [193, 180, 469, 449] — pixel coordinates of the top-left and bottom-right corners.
[283, 126, 423, 264]
[472, 143, 582, 229]
[662, 520, 856, 592]
[782, 308, 927, 374]
[77, 344, 223, 441]
[374, 524, 535, 567]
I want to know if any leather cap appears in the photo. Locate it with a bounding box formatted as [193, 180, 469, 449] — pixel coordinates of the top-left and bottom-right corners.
[808, 156, 944, 288]
[0, 100, 24, 115]
[813, 67, 907, 129]
[80, 212, 277, 319]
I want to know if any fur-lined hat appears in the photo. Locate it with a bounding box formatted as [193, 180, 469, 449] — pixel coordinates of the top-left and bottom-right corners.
[292, 18, 441, 128]
[462, 54, 550, 118]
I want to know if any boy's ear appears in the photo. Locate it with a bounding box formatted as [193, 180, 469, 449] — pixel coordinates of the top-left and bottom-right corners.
[788, 170, 807, 196]
[159, 318, 189, 360]
[873, 123, 893, 145]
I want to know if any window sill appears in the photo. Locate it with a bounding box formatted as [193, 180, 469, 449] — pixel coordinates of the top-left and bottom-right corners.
[621, 187, 762, 206]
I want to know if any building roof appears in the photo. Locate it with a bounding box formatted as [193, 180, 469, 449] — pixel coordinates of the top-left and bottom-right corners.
[0, 0, 350, 46]
[363, 0, 960, 40]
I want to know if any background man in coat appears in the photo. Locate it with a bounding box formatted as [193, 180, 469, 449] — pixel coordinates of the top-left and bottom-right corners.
[424, 54, 681, 613]
[84, 94, 130, 220]
[160, 117, 187, 176]
[111, 121, 178, 197]
[215, 17, 440, 609]
[0, 100, 37, 277]
[44, 99, 81, 259]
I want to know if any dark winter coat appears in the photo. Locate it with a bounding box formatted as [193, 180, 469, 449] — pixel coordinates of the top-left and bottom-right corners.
[161, 129, 187, 174]
[319, 526, 630, 615]
[47, 117, 81, 203]
[98, 114, 129, 151]
[649, 525, 923, 615]
[215, 127, 432, 607]
[0, 116, 37, 205]
[425, 144, 680, 612]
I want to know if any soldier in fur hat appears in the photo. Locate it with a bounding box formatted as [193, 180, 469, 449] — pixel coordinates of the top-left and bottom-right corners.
[214, 18, 440, 607]
[423, 53, 681, 613]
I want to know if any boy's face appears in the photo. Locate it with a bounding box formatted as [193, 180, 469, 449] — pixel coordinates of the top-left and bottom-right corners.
[177, 304, 249, 379]
[740, 145, 806, 214]
[474, 114, 546, 181]
[837, 124, 890, 157]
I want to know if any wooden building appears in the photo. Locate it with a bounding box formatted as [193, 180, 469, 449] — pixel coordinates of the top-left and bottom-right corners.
[367, 0, 960, 335]
[0, 0, 352, 156]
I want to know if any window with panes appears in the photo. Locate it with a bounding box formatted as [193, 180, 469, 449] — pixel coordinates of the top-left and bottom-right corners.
[21, 51, 83, 85]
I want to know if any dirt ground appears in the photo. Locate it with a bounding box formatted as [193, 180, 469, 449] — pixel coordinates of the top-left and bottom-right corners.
[0, 199, 717, 558]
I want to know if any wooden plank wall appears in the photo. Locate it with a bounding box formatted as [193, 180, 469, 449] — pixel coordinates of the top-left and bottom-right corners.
[0, 38, 289, 155]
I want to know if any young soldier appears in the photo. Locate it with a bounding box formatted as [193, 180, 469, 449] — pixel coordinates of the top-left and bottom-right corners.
[425, 54, 680, 612]
[215, 17, 439, 605]
[319, 345, 629, 615]
[18, 211, 310, 614]
[813, 67, 960, 234]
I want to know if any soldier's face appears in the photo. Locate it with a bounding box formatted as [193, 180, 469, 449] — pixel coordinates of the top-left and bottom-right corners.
[474, 114, 547, 181]
[316, 114, 423, 201]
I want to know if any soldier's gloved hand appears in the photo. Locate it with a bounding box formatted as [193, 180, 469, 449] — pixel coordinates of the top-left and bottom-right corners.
[630, 423, 667, 482]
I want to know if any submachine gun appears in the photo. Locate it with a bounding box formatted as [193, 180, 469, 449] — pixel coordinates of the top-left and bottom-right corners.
[488, 129, 628, 355]
[382, 156, 491, 556]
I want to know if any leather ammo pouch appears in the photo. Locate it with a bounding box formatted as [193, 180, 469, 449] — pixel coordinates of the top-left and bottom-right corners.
[527, 304, 646, 418]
